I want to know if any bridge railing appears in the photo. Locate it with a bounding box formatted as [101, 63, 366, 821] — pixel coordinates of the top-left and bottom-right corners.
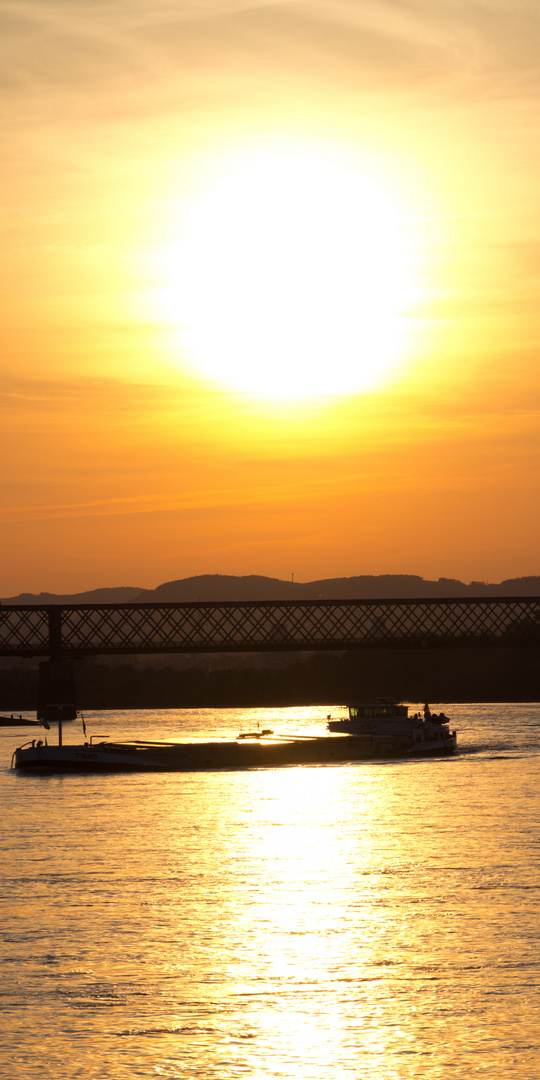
[1, 597, 540, 658]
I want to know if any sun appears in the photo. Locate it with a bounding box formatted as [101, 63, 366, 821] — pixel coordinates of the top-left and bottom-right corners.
[153, 142, 419, 398]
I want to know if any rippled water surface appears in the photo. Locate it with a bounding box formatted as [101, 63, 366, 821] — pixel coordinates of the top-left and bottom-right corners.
[1, 704, 540, 1079]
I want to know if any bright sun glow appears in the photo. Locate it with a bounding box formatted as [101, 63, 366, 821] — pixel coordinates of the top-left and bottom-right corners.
[153, 143, 420, 397]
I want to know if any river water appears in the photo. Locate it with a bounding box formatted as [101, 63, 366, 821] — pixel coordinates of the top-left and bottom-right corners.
[1, 704, 539, 1079]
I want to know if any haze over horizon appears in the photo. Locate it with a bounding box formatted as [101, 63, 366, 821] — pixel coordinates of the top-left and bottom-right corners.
[3, 1, 540, 596]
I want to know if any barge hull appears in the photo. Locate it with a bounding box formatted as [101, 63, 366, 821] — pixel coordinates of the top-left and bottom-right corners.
[11, 733, 450, 774]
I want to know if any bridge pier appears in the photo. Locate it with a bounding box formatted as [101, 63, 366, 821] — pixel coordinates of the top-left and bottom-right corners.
[47, 606, 63, 655]
[37, 660, 77, 725]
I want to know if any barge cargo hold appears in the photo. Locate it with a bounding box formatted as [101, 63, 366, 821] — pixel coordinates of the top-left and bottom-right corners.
[11, 731, 435, 774]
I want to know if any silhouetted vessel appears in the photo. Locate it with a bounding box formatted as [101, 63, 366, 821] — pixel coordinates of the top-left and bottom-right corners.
[327, 700, 457, 754]
[12, 706, 456, 773]
[1, 715, 44, 727]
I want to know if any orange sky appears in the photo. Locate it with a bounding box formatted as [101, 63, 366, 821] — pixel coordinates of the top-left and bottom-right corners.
[2, 1, 540, 595]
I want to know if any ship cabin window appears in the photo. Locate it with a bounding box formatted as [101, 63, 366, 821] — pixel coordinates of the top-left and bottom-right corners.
[349, 704, 408, 719]
[350, 705, 393, 718]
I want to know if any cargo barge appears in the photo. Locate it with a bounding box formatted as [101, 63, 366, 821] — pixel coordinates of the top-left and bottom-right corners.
[11, 730, 428, 774]
[11, 702, 456, 774]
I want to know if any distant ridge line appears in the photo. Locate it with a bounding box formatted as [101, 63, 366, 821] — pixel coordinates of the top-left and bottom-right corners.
[3, 572, 540, 606]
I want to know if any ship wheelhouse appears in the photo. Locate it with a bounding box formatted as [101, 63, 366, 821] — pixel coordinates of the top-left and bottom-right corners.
[349, 703, 409, 720]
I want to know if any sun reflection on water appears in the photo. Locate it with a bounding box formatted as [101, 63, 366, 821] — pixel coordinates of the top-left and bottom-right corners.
[202, 765, 394, 1073]
[3, 706, 540, 1079]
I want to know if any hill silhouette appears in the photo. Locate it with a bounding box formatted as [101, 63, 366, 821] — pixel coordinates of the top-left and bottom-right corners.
[3, 572, 540, 605]
[1, 586, 143, 605]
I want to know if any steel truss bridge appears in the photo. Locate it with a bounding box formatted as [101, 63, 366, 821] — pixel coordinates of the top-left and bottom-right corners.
[1, 597, 540, 659]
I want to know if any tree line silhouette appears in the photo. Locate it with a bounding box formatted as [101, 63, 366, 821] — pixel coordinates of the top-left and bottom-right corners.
[2, 644, 540, 710]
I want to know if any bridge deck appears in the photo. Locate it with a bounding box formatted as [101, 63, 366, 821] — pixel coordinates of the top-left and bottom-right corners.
[1, 597, 540, 658]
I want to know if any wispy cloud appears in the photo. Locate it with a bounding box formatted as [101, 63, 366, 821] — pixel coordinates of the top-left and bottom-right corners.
[3, 0, 540, 114]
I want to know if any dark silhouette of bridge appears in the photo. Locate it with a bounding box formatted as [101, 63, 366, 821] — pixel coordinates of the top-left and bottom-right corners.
[1, 597, 540, 658]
